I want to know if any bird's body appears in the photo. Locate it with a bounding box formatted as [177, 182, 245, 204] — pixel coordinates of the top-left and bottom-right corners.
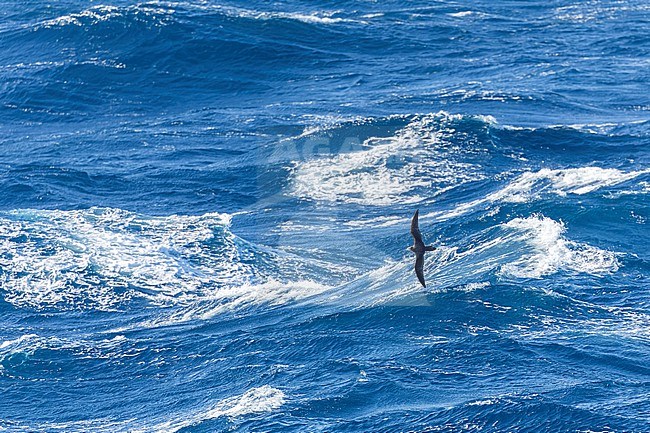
[409, 209, 436, 287]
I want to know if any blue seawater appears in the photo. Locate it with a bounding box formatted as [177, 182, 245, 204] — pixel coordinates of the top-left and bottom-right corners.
[1, 0, 649, 431]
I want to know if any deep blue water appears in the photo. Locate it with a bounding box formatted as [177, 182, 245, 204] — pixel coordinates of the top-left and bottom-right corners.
[1, 1, 650, 431]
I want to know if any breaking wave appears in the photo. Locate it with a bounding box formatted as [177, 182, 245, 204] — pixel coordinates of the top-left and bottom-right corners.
[0, 208, 340, 312]
[290, 112, 492, 205]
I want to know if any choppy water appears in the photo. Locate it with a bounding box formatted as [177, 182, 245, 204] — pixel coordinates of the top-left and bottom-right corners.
[1, 1, 649, 431]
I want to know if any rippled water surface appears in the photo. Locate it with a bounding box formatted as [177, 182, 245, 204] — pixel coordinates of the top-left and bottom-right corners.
[1, 1, 649, 431]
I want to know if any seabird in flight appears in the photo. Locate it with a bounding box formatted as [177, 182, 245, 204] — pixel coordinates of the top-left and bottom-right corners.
[409, 209, 436, 288]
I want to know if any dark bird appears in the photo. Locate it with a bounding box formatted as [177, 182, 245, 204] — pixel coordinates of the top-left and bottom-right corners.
[408, 209, 436, 288]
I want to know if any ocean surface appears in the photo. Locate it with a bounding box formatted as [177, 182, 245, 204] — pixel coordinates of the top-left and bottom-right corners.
[1, 1, 649, 431]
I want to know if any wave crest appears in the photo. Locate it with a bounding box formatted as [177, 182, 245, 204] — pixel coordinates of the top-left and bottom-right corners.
[440, 166, 650, 220]
[290, 112, 490, 205]
[499, 215, 619, 278]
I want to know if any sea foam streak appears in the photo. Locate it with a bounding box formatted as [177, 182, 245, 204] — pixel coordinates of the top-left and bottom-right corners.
[498, 167, 650, 200]
[0, 333, 132, 368]
[128, 279, 333, 330]
[439, 166, 650, 220]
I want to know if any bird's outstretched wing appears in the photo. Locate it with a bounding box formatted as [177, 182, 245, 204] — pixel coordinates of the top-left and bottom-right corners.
[414, 253, 426, 288]
[410, 209, 423, 244]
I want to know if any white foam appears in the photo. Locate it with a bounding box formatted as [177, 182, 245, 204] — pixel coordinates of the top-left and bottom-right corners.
[499, 215, 619, 278]
[217, 7, 352, 24]
[494, 167, 650, 201]
[448, 11, 474, 18]
[437, 88, 529, 103]
[0, 208, 246, 310]
[291, 112, 486, 205]
[272, 12, 349, 25]
[0, 333, 39, 351]
[223, 6, 358, 25]
[467, 398, 499, 406]
[148, 386, 286, 433]
[35, 4, 174, 29]
[438, 166, 650, 220]
[204, 385, 286, 418]
[460, 281, 491, 292]
[38, 5, 122, 27]
[608, 180, 650, 198]
[555, 3, 650, 23]
[497, 119, 650, 137]
[1, 207, 351, 317]
[146, 1, 357, 25]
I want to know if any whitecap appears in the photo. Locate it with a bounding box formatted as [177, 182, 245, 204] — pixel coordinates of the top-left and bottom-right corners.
[496, 167, 649, 200]
[34, 4, 173, 29]
[0, 208, 243, 311]
[448, 11, 474, 18]
[290, 112, 487, 205]
[499, 215, 619, 278]
[149, 2, 357, 25]
[38, 5, 122, 27]
[437, 166, 650, 220]
[148, 386, 286, 433]
[0, 333, 40, 351]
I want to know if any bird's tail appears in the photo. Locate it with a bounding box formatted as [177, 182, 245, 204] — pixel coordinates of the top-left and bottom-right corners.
[425, 245, 437, 251]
